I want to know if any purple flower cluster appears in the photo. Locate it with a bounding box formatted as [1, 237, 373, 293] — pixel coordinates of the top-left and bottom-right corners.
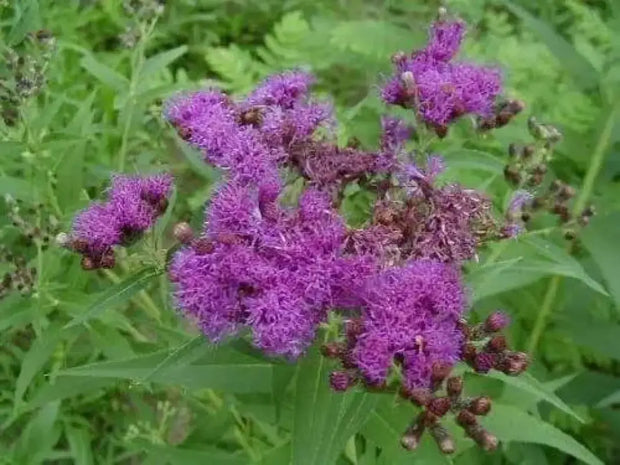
[162, 16, 521, 393]
[351, 260, 466, 389]
[68, 174, 172, 269]
[170, 184, 369, 358]
[382, 19, 502, 131]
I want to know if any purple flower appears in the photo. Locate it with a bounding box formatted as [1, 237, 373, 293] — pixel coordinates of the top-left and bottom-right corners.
[244, 70, 315, 108]
[350, 260, 467, 388]
[69, 173, 173, 268]
[165, 89, 283, 186]
[330, 371, 354, 391]
[72, 202, 121, 257]
[381, 116, 413, 153]
[381, 20, 502, 127]
[171, 183, 366, 358]
[426, 20, 466, 62]
[508, 190, 533, 214]
[108, 174, 172, 231]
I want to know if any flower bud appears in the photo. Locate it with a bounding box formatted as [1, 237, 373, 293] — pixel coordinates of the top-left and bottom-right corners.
[501, 351, 529, 376]
[80, 256, 96, 271]
[431, 362, 452, 384]
[400, 71, 415, 93]
[564, 229, 577, 241]
[447, 376, 463, 397]
[558, 185, 576, 200]
[428, 397, 452, 417]
[55, 232, 70, 248]
[473, 352, 496, 374]
[329, 371, 354, 392]
[173, 222, 194, 244]
[462, 343, 477, 363]
[401, 422, 424, 451]
[466, 424, 499, 451]
[456, 409, 477, 427]
[391, 51, 407, 65]
[485, 311, 510, 332]
[522, 144, 535, 158]
[468, 396, 492, 416]
[320, 342, 343, 358]
[192, 238, 214, 255]
[430, 424, 455, 454]
[486, 335, 507, 353]
[100, 251, 116, 269]
[408, 388, 432, 407]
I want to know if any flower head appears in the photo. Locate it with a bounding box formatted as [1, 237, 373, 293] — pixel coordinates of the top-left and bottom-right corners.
[68, 173, 173, 269]
[350, 260, 467, 388]
[382, 20, 502, 127]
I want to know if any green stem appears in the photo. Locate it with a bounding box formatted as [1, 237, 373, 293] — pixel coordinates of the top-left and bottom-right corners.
[571, 103, 619, 216]
[103, 269, 161, 323]
[527, 103, 618, 357]
[117, 19, 158, 172]
[527, 275, 560, 355]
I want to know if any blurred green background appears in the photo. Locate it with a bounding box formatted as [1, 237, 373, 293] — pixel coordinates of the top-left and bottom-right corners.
[1, 0, 619, 464]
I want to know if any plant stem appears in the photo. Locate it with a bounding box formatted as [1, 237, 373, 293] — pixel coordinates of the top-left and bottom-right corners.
[103, 269, 161, 323]
[571, 103, 619, 216]
[527, 275, 560, 355]
[527, 102, 618, 357]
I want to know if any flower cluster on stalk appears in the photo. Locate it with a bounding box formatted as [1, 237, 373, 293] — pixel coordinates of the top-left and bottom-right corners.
[62, 11, 593, 456]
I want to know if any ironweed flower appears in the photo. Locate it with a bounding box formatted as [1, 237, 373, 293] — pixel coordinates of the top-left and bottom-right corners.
[382, 19, 502, 131]
[65, 174, 172, 269]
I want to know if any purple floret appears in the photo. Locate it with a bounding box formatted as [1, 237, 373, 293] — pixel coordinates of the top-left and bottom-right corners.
[108, 174, 172, 231]
[381, 20, 502, 127]
[69, 173, 173, 268]
[426, 19, 466, 62]
[72, 202, 122, 256]
[171, 182, 367, 358]
[351, 260, 466, 388]
[244, 70, 315, 109]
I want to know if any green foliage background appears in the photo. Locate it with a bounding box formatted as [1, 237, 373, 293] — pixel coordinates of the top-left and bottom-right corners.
[1, 0, 619, 464]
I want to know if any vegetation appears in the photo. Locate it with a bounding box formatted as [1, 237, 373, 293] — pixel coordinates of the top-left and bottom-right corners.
[1, 1, 619, 464]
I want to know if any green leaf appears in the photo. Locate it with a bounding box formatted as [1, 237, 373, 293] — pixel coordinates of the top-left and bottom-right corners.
[483, 404, 604, 465]
[28, 377, 116, 410]
[138, 335, 205, 383]
[64, 267, 162, 328]
[557, 318, 620, 361]
[469, 237, 608, 301]
[442, 149, 505, 175]
[520, 237, 607, 295]
[500, 0, 599, 90]
[8, 0, 40, 45]
[80, 54, 129, 92]
[483, 371, 584, 423]
[139, 45, 188, 81]
[291, 345, 378, 465]
[66, 427, 94, 465]
[13, 402, 60, 465]
[58, 344, 276, 393]
[0, 175, 36, 201]
[141, 444, 246, 465]
[330, 20, 418, 59]
[581, 212, 620, 309]
[14, 325, 77, 408]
